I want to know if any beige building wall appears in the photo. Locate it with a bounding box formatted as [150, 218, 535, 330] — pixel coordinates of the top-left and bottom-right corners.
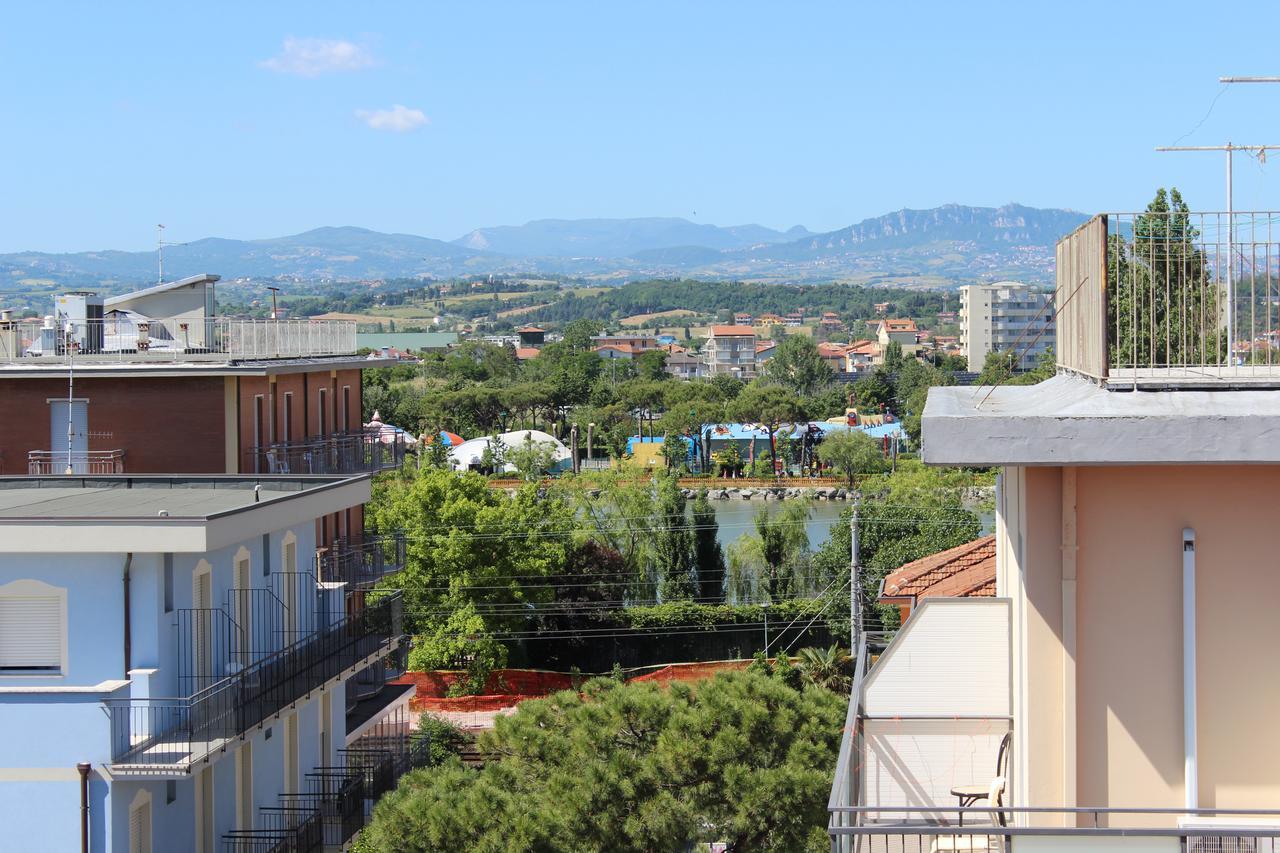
[1010, 465, 1280, 822]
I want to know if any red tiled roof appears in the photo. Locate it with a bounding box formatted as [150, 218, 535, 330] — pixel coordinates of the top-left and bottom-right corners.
[846, 339, 878, 356]
[816, 342, 849, 357]
[515, 347, 541, 360]
[755, 341, 777, 353]
[594, 343, 635, 354]
[879, 535, 996, 604]
[709, 325, 756, 336]
[879, 318, 918, 332]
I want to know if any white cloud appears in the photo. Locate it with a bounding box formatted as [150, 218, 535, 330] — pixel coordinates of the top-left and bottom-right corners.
[355, 104, 428, 133]
[261, 37, 374, 77]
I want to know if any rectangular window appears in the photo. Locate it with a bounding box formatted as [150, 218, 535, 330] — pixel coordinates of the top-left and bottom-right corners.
[129, 797, 152, 853]
[196, 766, 214, 853]
[284, 712, 299, 795]
[234, 555, 252, 660]
[341, 385, 351, 432]
[236, 741, 254, 831]
[163, 554, 174, 613]
[317, 388, 328, 436]
[252, 394, 265, 473]
[0, 591, 64, 673]
[261, 534, 271, 578]
[283, 392, 294, 441]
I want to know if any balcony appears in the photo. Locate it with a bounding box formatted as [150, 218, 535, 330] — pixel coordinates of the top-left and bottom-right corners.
[27, 449, 125, 474]
[317, 533, 407, 589]
[246, 431, 406, 475]
[105, 592, 404, 774]
[1056, 211, 1280, 388]
[0, 316, 357, 366]
[828, 599, 1280, 851]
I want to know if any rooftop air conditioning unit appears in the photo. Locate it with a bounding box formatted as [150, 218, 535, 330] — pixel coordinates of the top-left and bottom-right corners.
[54, 292, 104, 354]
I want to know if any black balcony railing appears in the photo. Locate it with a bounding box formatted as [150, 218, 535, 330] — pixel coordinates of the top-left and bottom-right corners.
[246, 432, 405, 475]
[279, 770, 366, 849]
[107, 592, 404, 769]
[222, 806, 323, 853]
[317, 533, 407, 589]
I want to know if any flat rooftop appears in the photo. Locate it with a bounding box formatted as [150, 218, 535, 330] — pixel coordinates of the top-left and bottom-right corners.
[923, 373, 1280, 466]
[0, 475, 372, 552]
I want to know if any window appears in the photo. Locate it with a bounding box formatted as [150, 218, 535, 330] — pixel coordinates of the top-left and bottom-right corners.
[195, 766, 214, 853]
[233, 551, 252, 660]
[317, 388, 328, 436]
[283, 392, 294, 442]
[284, 712, 299, 795]
[129, 790, 152, 853]
[0, 580, 67, 674]
[163, 554, 174, 613]
[261, 534, 271, 578]
[236, 741, 254, 831]
[341, 385, 351, 432]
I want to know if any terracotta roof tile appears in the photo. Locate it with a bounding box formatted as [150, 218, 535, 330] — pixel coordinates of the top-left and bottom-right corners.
[879, 535, 996, 604]
[710, 325, 756, 336]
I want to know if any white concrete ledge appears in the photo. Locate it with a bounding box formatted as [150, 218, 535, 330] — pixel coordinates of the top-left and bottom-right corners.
[0, 678, 129, 694]
[923, 374, 1280, 466]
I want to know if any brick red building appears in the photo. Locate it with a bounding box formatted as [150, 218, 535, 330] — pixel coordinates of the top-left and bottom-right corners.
[0, 274, 401, 548]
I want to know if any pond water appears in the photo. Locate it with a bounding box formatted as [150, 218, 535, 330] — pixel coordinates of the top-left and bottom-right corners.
[711, 498, 995, 554]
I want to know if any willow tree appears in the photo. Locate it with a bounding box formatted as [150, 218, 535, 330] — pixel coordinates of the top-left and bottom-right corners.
[1107, 188, 1224, 369]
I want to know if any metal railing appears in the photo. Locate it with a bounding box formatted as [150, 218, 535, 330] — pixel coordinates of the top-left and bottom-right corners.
[316, 533, 407, 589]
[246, 432, 406, 475]
[278, 771, 366, 849]
[828, 806, 1280, 851]
[0, 316, 357, 365]
[1056, 211, 1280, 386]
[223, 807, 323, 853]
[828, 632, 870, 853]
[26, 449, 125, 474]
[107, 592, 404, 770]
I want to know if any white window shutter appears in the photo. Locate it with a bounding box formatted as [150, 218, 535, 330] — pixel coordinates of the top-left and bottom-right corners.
[130, 800, 151, 853]
[0, 596, 62, 670]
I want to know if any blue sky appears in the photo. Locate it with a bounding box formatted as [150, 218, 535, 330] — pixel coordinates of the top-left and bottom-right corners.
[3, 1, 1279, 253]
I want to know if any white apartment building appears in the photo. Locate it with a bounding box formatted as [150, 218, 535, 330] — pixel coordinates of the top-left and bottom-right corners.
[959, 282, 1055, 371]
[704, 325, 757, 378]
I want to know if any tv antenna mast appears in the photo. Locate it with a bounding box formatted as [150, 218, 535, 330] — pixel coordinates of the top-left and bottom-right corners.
[157, 224, 167, 285]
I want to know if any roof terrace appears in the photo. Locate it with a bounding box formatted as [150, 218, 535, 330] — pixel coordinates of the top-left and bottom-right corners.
[1057, 210, 1280, 389]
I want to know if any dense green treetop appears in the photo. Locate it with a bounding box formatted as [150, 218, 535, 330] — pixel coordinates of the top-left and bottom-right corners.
[357, 671, 843, 853]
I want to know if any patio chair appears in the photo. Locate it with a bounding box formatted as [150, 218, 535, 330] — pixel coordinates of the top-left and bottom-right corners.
[949, 730, 1012, 825]
[932, 731, 1011, 851]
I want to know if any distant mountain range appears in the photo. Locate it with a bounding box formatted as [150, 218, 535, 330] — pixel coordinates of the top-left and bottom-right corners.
[0, 204, 1088, 294]
[453, 217, 812, 257]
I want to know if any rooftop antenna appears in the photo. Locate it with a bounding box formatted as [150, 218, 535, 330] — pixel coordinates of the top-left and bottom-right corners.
[157, 224, 165, 285]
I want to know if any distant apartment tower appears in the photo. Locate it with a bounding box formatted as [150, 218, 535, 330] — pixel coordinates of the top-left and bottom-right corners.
[705, 325, 757, 378]
[959, 281, 1055, 370]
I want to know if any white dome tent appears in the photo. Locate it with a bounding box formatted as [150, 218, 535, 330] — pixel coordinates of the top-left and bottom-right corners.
[448, 429, 570, 474]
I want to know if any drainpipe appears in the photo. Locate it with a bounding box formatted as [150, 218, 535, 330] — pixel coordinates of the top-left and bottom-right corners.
[122, 553, 133, 678]
[77, 762, 91, 853]
[1182, 528, 1197, 811]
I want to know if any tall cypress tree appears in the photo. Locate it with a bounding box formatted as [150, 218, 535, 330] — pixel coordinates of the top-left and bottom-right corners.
[691, 488, 725, 602]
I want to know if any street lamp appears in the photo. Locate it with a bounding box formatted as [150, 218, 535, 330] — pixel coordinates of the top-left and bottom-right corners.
[761, 601, 772, 657]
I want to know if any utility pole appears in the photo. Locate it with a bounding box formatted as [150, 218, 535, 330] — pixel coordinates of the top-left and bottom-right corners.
[266, 286, 281, 320]
[1155, 142, 1280, 356]
[850, 491, 861, 652]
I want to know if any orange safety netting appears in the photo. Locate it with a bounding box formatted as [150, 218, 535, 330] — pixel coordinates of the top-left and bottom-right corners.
[394, 661, 752, 712]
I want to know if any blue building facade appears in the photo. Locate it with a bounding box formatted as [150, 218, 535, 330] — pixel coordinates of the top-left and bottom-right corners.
[0, 476, 416, 852]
